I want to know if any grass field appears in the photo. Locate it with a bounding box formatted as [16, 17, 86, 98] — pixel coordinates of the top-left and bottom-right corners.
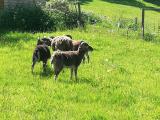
[0, 26, 160, 119]
[0, 0, 160, 120]
[81, 0, 160, 35]
[81, 0, 160, 18]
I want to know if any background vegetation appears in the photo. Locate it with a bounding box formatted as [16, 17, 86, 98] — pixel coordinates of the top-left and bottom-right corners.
[0, 0, 93, 31]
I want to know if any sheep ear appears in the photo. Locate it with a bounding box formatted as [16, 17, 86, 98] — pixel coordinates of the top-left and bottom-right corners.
[80, 41, 85, 45]
[37, 37, 43, 43]
[65, 34, 72, 39]
[50, 36, 54, 39]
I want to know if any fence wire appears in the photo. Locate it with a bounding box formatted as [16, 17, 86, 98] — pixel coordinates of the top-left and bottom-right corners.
[106, 8, 160, 41]
[145, 10, 160, 36]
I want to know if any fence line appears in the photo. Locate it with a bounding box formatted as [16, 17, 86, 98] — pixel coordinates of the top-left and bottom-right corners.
[141, 8, 160, 39]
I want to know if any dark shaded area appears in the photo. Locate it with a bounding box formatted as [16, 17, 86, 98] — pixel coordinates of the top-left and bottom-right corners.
[0, 31, 35, 46]
[32, 66, 53, 78]
[144, 0, 160, 6]
[144, 7, 160, 12]
[80, 0, 93, 5]
[100, 0, 160, 12]
[0, 7, 56, 32]
[101, 0, 145, 8]
[40, 67, 53, 78]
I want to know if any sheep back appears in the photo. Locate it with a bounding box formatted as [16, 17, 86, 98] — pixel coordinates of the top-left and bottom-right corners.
[51, 36, 73, 51]
[33, 45, 51, 62]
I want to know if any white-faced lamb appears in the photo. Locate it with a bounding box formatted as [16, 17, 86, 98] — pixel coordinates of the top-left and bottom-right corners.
[32, 38, 51, 73]
[50, 42, 93, 81]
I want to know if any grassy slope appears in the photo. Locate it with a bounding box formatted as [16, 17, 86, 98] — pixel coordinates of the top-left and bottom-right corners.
[0, 27, 160, 119]
[81, 0, 160, 25]
[81, 0, 160, 17]
[81, 0, 160, 37]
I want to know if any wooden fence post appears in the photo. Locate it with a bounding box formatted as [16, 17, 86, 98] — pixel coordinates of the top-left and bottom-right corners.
[142, 8, 145, 39]
[77, 1, 81, 27]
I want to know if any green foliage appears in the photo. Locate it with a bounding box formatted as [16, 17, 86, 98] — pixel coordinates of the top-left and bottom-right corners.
[0, 0, 99, 31]
[45, 0, 79, 29]
[144, 33, 158, 42]
[0, 6, 55, 31]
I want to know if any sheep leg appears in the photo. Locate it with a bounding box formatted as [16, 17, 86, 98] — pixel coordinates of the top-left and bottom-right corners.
[82, 56, 86, 64]
[74, 67, 78, 81]
[54, 69, 62, 80]
[70, 68, 73, 80]
[31, 60, 36, 73]
[86, 52, 90, 63]
[43, 61, 47, 73]
[54, 65, 63, 81]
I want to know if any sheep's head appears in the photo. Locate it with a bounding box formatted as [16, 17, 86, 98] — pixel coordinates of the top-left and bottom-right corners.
[79, 42, 93, 52]
[41, 37, 52, 46]
[37, 37, 44, 45]
[37, 37, 52, 46]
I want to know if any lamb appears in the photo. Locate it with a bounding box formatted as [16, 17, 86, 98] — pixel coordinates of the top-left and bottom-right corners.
[50, 42, 93, 81]
[32, 39, 51, 73]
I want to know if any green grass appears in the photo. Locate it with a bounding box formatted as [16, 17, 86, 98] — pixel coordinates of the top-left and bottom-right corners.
[81, 0, 160, 18]
[81, 0, 160, 41]
[0, 26, 160, 119]
[81, 0, 160, 34]
[0, 0, 160, 119]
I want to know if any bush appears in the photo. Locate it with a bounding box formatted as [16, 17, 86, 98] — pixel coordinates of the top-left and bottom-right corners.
[0, 0, 101, 31]
[45, 0, 80, 29]
[144, 33, 157, 41]
[0, 6, 56, 31]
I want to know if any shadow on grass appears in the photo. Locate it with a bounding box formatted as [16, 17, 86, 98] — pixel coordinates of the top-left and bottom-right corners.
[58, 76, 98, 86]
[0, 30, 35, 46]
[32, 68, 98, 86]
[40, 67, 53, 78]
[78, 77, 96, 84]
[32, 67, 53, 79]
[101, 0, 145, 8]
[80, 0, 93, 5]
[100, 0, 160, 12]
[144, 0, 160, 6]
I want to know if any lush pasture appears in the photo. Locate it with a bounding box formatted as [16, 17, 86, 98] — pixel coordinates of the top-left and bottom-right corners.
[81, 0, 160, 18]
[81, 0, 160, 33]
[0, 0, 160, 119]
[0, 26, 160, 119]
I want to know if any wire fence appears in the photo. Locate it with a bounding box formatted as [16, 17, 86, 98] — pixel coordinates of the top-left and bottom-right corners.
[144, 9, 160, 37]
[99, 8, 160, 41]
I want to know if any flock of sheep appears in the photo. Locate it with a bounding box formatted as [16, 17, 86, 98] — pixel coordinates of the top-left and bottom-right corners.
[32, 35, 93, 81]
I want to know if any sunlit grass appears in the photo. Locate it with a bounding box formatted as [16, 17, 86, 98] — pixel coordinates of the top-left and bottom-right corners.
[81, 0, 160, 19]
[0, 26, 160, 119]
